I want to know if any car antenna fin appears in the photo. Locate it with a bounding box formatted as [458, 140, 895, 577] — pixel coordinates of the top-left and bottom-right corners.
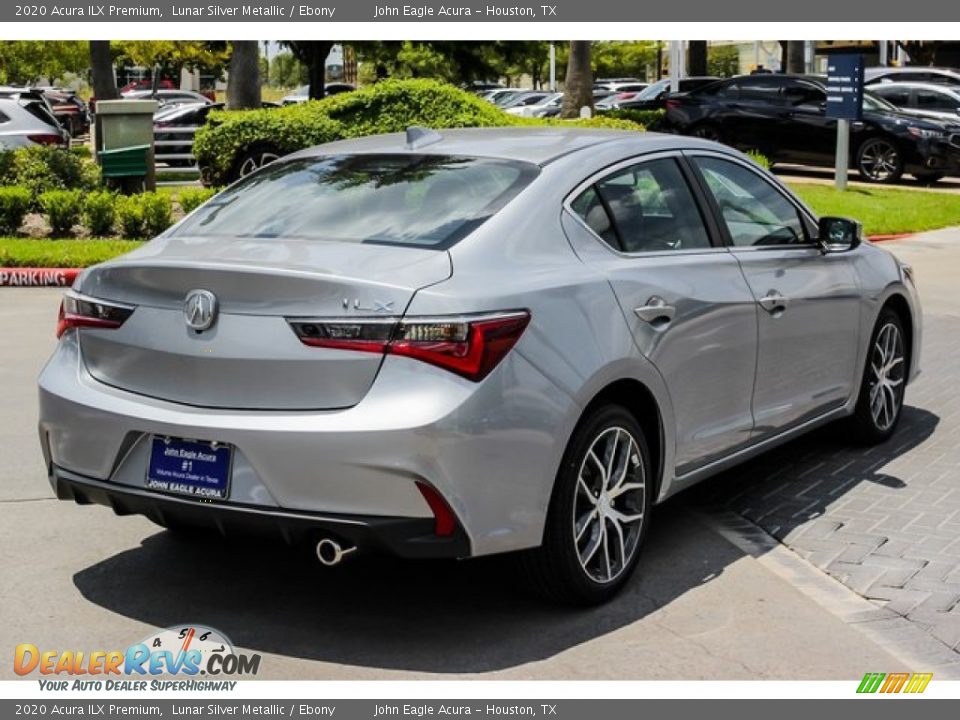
[405, 126, 443, 150]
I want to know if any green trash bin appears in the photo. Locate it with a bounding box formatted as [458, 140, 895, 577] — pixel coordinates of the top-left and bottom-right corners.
[98, 145, 150, 178]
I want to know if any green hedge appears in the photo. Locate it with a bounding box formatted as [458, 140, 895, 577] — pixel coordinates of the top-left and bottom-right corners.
[0, 145, 99, 205]
[0, 238, 143, 268]
[195, 80, 645, 186]
[601, 109, 666, 129]
[0, 186, 32, 235]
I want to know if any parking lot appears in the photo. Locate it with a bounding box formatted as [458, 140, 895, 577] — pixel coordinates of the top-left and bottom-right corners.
[2, 231, 960, 680]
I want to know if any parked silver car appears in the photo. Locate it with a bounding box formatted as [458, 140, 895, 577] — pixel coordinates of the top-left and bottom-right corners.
[0, 91, 69, 149]
[38, 128, 921, 604]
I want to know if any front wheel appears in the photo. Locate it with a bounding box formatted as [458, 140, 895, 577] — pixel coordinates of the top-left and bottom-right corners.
[848, 309, 907, 444]
[857, 137, 904, 183]
[519, 405, 652, 605]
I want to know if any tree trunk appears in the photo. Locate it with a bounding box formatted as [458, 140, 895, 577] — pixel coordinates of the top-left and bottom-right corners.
[307, 47, 328, 100]
[227, 41, 261, 110]
[688, 41, 708, 77]
[561, 41, 593, 119]
[90, 41, 118, 101]
[786, 41, 806, 74]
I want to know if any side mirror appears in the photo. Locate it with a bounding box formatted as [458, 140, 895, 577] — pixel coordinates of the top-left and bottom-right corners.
[817, 216, 862, 253]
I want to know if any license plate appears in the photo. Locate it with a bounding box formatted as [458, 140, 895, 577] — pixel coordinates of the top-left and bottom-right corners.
[146, 436, 232, 500]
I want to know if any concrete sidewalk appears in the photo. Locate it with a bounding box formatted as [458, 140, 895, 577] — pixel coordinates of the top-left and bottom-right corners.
[0, 290, 947, 681]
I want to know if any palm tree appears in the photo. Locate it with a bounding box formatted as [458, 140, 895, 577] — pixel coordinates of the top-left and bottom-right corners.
[89, 41, 118, 101]
[561, 41, 593, 119]
[227, 41, 261, 110]
[688, 41, 708, 76]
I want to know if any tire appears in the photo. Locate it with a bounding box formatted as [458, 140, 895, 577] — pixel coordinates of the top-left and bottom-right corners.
[913, 172, 945, 186]
[691, 123, 725, 144]
[519, 405, 652, 605]
[856, 137, 904, 183]
[848, 308, 908, 445]
[233, 144, 282, 181]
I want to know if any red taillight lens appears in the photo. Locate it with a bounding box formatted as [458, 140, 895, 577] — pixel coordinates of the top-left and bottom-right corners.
[56, 293, 135, 339]
[665, 98, 681, 111]
[289, 311, 530, 382]
[28, 133, 65, 146]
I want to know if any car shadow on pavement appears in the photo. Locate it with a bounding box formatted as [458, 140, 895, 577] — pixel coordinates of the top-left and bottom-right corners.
[71, 405, 937, 674]
[686, 405, 940, 545]
[72, 500, 740, 674]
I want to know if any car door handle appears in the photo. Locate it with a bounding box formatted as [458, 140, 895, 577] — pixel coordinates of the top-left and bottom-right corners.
[634, 296, 676, 325]
[759, 290, 789, 313]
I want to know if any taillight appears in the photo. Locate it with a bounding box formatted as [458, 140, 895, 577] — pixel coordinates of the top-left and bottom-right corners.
[288, 311, 530, 382]
[28, 133, 65, 146]
[56, 293, 135, 338]
[665, 98, 681, 111]
[416, 482, 457, 537]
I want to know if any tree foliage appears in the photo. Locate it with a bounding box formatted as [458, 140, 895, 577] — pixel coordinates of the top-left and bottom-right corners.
[114, 41, 229, 79]
[0, 41, 88, 84]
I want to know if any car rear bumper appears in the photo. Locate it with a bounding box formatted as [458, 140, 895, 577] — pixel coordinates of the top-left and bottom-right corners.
[38, 331, 572, 558]
[51, 466, 470, 559]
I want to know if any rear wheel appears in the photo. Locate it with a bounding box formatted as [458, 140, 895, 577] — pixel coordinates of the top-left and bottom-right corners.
[856, 137, 904, 183]
[848, 308, 907, 444]
[520, 405, 652, 605]
[913, 172, 945, 186]
[235, 144, 281, 180]
[691, 123, 725, 144]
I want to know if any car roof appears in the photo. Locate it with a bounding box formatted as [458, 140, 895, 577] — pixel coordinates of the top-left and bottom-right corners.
[286, 126, 725, 167]
[866, 66, 960, 77]
[871, 81, 960, 94]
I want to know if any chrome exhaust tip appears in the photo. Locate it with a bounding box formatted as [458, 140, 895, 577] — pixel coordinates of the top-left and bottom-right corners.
[315, 537, 357, 567]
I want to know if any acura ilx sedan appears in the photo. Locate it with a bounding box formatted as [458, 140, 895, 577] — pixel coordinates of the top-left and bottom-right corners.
[38, 127, 921, 604]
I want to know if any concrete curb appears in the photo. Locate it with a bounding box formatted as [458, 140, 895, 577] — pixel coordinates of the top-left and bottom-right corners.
[694, 507, 960, 678]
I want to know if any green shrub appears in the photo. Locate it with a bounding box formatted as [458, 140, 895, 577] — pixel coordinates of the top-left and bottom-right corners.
[69, 145, 93, 160]
[178, 187, 218, 215]
[195, 80, 643, 186]
[0, 238, 143, 268]
[2, 146, 99, 204]
[602, 108, 666, 129]
[39, 190, 84, 236]
[746, 150, 771, 170]
[115, 195, 145, 238]
[0, 151, 14, 185]
[83, 190, 117, 236]
[0, 186, 32, 234]
[140, 192, 174, 236]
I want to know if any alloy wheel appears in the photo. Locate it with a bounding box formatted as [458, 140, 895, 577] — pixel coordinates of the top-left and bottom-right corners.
[858, 139, 901, 182]
[572, 426, 646, 584]
[869, 322, 905, 432]
[239, 150, 280, 177]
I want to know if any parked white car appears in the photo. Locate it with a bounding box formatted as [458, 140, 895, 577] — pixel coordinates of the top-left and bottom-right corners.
[505, 92, 563, 117]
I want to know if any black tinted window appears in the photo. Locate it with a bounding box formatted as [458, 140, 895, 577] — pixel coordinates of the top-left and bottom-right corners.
[700, 80, 738, 98]
[694, 157, 807, 247]
[917, 89, 957, 110]
[176, 154, 538, 249]
[738, 77, 785, 103]
[783, 80, 825, 107]
[874, 87, 911, 106]
[573, 158, 712, 253]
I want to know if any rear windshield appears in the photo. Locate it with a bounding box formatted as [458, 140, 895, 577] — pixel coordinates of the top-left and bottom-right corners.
[176, 153, 539, 249]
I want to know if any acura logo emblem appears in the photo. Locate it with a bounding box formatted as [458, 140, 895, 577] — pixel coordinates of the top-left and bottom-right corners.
[184, 289, 218, 331]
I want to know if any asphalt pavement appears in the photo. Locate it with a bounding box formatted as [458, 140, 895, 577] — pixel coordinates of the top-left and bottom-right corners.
[3, 230, 960, 679]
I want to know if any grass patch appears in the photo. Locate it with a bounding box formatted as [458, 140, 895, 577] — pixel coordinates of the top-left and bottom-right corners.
[0, 238, 143, 268]
[788, 183, 960, 236]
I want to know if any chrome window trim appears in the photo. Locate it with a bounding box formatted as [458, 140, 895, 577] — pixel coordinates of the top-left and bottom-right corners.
[562, 150, 728, 259]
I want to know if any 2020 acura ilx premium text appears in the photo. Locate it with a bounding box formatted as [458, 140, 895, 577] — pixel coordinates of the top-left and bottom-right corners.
[38, 128, 921, 604]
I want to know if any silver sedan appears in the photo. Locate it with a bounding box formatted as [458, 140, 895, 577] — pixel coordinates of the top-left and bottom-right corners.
[38, 128, 921, 604]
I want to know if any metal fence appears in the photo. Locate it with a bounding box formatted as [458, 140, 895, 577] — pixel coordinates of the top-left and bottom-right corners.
[154, 125, 201, 183]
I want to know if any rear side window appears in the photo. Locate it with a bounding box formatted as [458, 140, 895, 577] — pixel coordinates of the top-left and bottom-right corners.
[0, 110, 9, 124]
[875, 87, 911, 107]
[916, 90, 957, 110]
[571, 158, 712, 253]
[175, 154, 539, 249]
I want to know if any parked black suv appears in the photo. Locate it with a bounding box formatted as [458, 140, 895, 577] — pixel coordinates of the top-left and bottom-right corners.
[658, 73, 960, 183]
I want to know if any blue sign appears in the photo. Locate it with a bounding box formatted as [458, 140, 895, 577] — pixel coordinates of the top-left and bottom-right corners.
[825, 54, 865, 121]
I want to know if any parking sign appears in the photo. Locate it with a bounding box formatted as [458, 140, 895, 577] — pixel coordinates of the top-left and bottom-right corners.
[826, 54, 865, 121]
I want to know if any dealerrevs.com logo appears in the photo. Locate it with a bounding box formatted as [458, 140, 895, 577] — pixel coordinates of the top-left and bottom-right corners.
[14, 625, 261, 691]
